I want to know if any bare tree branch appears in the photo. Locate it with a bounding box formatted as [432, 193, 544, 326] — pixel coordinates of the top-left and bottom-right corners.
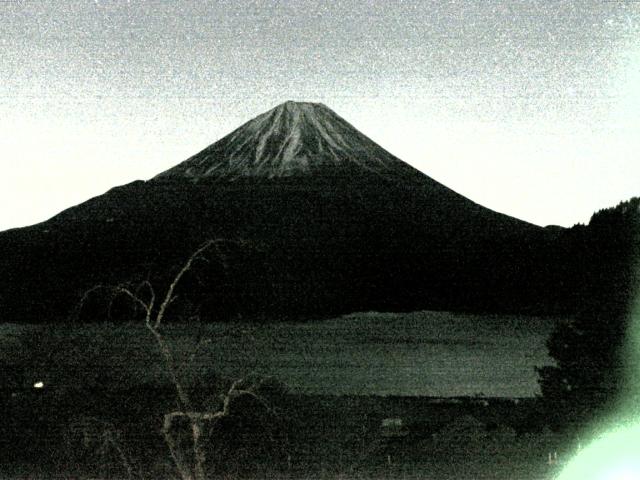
[113, 286, 152, 320]
[73, 284, 107, 322]
[155, 240, 217, 330]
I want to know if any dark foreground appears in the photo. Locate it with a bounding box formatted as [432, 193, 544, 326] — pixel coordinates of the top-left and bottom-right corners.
[0, 384, 574, 480]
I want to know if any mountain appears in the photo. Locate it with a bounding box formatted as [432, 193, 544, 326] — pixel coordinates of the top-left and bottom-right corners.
[157, 101, 422, 180]
[0, 101, 568, 323]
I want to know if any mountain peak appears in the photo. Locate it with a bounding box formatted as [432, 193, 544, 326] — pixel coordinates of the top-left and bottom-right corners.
[277, 100, 327, 108]
[156, 102, 419, 180]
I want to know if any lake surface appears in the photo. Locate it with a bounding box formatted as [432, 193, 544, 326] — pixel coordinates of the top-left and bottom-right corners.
[1, 311, 557, 397]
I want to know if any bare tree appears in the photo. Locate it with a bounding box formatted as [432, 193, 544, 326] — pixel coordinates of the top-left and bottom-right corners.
[79, 240, 276, 480]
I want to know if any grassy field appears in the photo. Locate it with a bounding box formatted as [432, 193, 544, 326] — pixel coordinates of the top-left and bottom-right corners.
[0, 311, 568, 479]
[0, 387, 575, 479]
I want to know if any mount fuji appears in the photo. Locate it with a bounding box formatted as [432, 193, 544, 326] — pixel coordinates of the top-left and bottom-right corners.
[0, 101, 564, 323]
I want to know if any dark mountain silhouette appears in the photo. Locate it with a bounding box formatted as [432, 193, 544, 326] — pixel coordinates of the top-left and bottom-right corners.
[0, 102, 607, 323]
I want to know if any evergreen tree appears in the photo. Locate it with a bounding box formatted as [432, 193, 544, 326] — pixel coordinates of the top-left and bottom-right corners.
[538, 198, 640, 429]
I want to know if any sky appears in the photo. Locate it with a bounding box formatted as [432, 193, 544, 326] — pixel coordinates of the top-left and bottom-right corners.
[1, 0, 639, 230]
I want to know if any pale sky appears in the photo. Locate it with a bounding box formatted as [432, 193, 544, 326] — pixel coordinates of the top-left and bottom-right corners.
[1, 0, 639, 231]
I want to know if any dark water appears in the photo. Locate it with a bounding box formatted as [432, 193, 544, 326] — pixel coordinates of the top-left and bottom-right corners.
[2, 311, 557, 397]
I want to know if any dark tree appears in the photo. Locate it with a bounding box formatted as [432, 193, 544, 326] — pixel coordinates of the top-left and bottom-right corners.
[538, 198, 640, 430]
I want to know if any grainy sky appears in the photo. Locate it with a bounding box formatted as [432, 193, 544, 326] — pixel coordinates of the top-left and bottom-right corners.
[1, 0, 639, 230]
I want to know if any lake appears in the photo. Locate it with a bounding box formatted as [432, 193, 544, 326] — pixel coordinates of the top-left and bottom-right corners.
[1, 310, 557, 397]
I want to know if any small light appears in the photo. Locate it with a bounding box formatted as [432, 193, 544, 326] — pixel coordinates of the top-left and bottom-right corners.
[33, 381, 44, 389]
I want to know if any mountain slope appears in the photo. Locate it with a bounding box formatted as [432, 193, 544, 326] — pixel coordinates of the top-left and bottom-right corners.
[156, 101, 423, 181]
[0, 102, 563, 323]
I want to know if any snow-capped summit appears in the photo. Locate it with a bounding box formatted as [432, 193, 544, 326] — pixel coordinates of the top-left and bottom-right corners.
[156, 101, 418, 180]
